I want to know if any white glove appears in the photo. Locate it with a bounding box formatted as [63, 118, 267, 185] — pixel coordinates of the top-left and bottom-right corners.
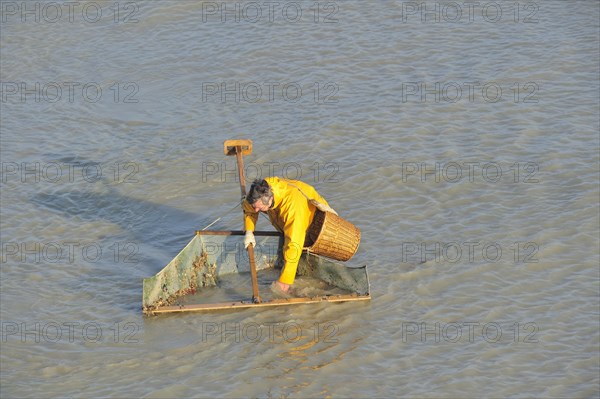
[244, 231, 256, 249]
[311, 200, 338, 216]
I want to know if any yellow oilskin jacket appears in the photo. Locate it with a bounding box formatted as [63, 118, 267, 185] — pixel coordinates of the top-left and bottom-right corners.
[243, 177, 329, 285]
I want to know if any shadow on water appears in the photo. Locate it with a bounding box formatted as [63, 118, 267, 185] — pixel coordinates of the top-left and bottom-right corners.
[29, 189, 230, 314]
[28, 157, 235, 312]
[30, 155, 249, 247]
[31, 183, 209, 251]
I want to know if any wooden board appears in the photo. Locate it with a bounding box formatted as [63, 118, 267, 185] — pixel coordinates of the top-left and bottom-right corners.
[223, 139, 252, 155]
[147, 294, 370, 314]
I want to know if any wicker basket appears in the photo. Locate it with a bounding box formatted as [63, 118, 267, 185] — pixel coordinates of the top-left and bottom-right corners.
[304, 210, 361, 261]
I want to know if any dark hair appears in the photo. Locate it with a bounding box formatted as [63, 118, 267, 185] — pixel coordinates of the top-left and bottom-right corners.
[246, 179, 273, 205]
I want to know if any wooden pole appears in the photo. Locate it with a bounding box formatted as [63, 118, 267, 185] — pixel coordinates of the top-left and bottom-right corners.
[195, 230, 281, 236]
[234, 145, 261, 303]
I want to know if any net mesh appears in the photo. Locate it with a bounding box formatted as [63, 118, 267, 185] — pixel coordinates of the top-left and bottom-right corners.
[142, 233, 369, 312]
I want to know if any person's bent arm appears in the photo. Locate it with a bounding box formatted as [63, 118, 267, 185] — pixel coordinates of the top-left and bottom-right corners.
[242, 200, 258, 232]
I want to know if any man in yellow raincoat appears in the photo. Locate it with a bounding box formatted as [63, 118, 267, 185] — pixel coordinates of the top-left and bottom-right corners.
[242, 177, 337, 293]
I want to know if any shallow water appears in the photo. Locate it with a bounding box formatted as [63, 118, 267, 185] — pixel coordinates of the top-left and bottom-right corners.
[178, 269, 351, 306]
[1, 1, 599, 398]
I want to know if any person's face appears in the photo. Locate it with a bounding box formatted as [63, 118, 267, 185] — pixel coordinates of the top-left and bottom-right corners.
[251, 196, 272, 212]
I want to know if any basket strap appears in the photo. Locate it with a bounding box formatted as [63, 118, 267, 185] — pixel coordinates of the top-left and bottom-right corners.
[286, 182, 322, 207]
[285, 182, 322, 250]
